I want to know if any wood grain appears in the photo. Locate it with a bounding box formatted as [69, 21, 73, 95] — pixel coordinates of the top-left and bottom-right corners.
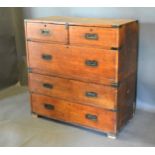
[117, 73, 137, 130]
[25, 17, 139, 135]
[26, 22, 68, 43]
[29, 73, 117, 109]
[25, 16, 136, 28]
[69, 26, 119, 48]
[31, 93, 117, 133]
[118, 21, 139, 81]
[27, 41, 118, 85]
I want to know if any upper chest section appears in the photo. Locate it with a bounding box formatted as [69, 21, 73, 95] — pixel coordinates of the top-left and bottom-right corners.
[25, 16, 136, 49]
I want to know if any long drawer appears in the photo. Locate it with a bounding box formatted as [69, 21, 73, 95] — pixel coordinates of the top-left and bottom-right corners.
[31, 93, 117, 133]
[29, 73, 117, 109]
[27, 41, 118, 85]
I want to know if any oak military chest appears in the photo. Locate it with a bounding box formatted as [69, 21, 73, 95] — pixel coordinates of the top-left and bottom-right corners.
[25, 16, 138, 139]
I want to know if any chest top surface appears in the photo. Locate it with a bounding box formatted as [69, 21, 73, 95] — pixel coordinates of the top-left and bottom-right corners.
[25, 16, 137, 28]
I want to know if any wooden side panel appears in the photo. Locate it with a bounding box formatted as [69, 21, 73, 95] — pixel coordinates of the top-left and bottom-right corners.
[69, 26, 119, 48]
[26, 22, 68, 43]
[31, 93, 117, 133]
[27, 41, 118, 85]
[117, 74, 136, 130]
[118, 21, 139, 81]
[29, 73, 117, 109]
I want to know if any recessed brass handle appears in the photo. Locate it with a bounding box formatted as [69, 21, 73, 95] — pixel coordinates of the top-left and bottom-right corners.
[44, 103, 55, 110]
[85, 114, 97, 121]
[85, 33, 98, 40]
[85, 60, 98, 67]
[43, 83, 53, 89]
[42, 54, 52, 61]
[40, 29, 50, 35]
[85, 92, 97, 98]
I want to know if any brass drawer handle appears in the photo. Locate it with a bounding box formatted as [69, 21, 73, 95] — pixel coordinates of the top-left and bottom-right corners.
[43, 83, 53, 89]
[44, 103, 55, 110]
[85, 92, 97, 98]
[85, 60, 98, 67]
[85, 33, 98, 40]
[40, 29, 50, 35]
[42, 54, 52, 60]
[85, 114, 97, 121]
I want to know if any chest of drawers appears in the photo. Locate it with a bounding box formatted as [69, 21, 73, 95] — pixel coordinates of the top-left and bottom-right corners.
[25, 16, 138, 138]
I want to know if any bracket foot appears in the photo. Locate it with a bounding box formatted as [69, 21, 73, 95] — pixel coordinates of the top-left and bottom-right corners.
[107, 133, 117, 139]
[32, 113, 38, 119]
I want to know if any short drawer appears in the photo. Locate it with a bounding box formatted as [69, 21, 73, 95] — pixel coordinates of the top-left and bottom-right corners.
[27, 41, 118, 85]
[29, 73, 117, 109]
[31, 93, 116, 133]
[25, 22, 68, 43]
[69, 26, 119, 48]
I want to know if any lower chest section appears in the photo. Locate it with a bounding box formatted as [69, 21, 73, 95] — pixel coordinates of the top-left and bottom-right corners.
[31, 93, 117, 133]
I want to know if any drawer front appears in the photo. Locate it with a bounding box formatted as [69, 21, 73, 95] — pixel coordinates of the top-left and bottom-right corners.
[27, 41, 118, 85]
[31, 93, 116, 133]
[69, 26, 119, 48]
[26, 22, 67, 43]
[29, 73, 117, 109]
